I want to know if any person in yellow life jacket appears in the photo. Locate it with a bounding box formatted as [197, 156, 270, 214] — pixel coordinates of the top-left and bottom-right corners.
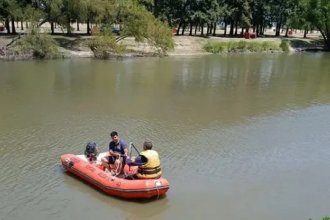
[134, 141, 162, 179]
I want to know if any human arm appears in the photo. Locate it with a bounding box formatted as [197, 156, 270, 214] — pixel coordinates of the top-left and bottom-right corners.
[109, 140, 128, 158]
[126, 155, 147, 166]
[109, 149, 121, 157]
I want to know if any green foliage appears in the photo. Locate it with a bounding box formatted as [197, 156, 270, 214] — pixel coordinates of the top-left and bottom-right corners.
[146, 19, 174, 54]
[14, 27, 61, 58]
[23, 5, 44, 22]
[260, 41, 279, 51]
[306, 0, 330, 49]
[87, 32, 127, 58]
[227, 0, 252, 28]
[280, 40, 290, 51]
[204, 40, 283, 53]
[245, 41, 263, 51]
[117, 1, 174, 54]
[204, 41, 226, 53]
[2, 0, 330, 58]
[119, 1, 151, 42]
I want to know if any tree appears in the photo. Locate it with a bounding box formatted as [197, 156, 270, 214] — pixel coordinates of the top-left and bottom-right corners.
[0, 0, 21, 34]
[286, 0, 311, 38]
[250, 0, 271, 35]
[222, 0, 253, 36]
[270, 0, 299, 36]
[306, 0, 330, 49]
[116, 0, 173, 53]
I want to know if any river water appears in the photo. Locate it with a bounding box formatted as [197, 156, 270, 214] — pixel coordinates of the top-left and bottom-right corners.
[1, 53, 330, 220]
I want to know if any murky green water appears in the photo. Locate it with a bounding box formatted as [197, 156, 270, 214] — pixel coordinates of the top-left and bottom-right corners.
[1, 53, 330, 220]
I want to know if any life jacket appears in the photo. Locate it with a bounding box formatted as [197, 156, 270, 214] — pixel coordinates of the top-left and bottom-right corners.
[136, 150, 161, 179]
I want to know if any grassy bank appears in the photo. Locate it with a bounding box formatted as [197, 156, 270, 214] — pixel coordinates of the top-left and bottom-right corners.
[203, 40, 289, 53]
[0, 34, 326, 60]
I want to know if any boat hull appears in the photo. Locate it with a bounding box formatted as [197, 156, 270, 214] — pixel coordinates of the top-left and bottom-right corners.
[61, 154, 169, 199]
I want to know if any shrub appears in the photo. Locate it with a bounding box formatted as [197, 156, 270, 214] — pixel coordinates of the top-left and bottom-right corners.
[204, 40, 282, 54]
[261, 41, 279, 51]
[14, 27, 60, 59]
[203, 42, 226, 53]
[280, 40, 290, 52]
[116, 1, 174, 55]
[237, 41, 247, 50]
[246, 42, 262, 52]
[146, 19, 174, 55]
[87, 33, 127, 58]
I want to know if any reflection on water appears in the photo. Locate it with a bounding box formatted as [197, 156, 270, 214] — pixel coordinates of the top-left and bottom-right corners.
[1, 53, 330, 220]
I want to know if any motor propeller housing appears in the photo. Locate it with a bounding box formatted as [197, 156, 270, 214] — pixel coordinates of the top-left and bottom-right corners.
[84, 142, 98, 162]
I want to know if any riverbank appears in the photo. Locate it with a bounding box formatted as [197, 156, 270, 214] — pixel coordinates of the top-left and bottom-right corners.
[0, 34, 326, 60]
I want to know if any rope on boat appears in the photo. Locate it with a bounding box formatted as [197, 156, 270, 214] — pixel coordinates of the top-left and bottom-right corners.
[156, 183, 160, 200]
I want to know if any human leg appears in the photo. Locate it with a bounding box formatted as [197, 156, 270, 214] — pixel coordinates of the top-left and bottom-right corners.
[111, 158, 122, 174]
[101, 156, 110, 170]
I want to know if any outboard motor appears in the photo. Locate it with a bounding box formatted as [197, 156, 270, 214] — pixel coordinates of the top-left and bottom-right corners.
[84, 142, 98, 162]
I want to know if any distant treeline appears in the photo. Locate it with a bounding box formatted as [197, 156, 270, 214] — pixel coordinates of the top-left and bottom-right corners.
[151, 0, 329, 48]
[0, 0, 330, 48]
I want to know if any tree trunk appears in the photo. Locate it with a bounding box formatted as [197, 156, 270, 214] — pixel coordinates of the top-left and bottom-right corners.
[77, 21, 80, 31]
[181, 24, 185, 35]
[234, 21, 238, 36]
[206, 24, 210, 36]
[87, 19, 91, 35]
[11, 19, 16, 34]
[285, 27, 289, 37]
[303, 28, 308, 38]
[189, 23, 193, 36]
[213, 22, 216, 36]
[275, 21, 281, 37]
[224, 22, 227, 36]
[324, 33, 330, 49]
[317, 28, 328, 49]
[21, 21, 23, 30]
[201, 24, 204, 36]
[16, 21, 19, 28]
[51, 22, 55, 34]
[230, 21, 234, 36]
[256, 26, 259, 36]
[194, 25, 197, 35]
[5, 18, 10, 34]
[66, 17, 71, 35]
[176, 23, 181, 35]
[26, 22, 28, 29]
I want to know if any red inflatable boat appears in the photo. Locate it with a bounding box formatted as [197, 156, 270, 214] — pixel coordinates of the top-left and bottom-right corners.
[61, 153, 169, 199]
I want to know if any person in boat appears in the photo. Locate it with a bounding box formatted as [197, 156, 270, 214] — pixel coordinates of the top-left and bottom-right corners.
[101, 131, 128, 175]
[129, 141, 162, 179]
